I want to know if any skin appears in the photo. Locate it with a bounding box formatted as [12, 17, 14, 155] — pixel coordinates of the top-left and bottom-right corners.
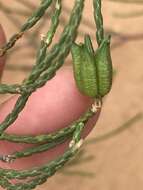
[0, 24, 101, 186]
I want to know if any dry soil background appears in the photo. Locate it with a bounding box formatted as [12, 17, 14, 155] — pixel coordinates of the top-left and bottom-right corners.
[1, 0, 143, 190]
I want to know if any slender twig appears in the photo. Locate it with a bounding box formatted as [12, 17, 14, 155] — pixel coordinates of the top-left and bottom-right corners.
[93, 0, 104, 46]
[0, 0, 53, 56]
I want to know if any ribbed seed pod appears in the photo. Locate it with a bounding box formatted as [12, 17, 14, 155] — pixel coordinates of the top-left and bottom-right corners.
[71, 40, 98, 98]
[95, 36, 112, 97]
[71, 35, 112, 99]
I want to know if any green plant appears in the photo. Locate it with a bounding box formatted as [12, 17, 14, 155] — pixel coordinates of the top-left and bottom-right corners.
[0, 0, 112, 189]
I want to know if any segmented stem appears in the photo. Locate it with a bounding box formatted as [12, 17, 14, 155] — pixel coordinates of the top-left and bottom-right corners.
[0, 0, 53, 56]
[0, 107, 93, 144]
[93, 0, 104, 46]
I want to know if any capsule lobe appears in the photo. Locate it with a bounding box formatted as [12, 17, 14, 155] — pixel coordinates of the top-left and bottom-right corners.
[95, 36, 112, 97]
[71, 43, 98, 98]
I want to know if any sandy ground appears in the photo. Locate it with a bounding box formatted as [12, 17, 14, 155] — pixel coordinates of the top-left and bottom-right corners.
[1, 0, 143, 190]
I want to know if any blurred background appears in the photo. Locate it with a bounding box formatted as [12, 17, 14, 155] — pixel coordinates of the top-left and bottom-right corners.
[1, 0, 143, 189]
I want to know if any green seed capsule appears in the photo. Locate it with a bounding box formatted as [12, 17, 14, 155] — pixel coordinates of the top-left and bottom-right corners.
[71, 35, 112, 98]
[94, 36, 112, 97]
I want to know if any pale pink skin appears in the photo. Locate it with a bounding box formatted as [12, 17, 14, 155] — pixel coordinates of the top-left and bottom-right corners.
[0, 25, 101, 175]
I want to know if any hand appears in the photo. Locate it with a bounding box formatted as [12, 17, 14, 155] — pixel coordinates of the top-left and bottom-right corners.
[0, 25, 101, 171]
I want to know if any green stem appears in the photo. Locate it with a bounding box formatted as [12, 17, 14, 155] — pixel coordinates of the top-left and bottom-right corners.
[0, 0, 53, 56]
[93, 0, 104, 46]
[0, 105, 96, 180]
[0, 108, 93, 144]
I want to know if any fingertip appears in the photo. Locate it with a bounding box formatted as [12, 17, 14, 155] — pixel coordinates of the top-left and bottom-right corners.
[0, 66, 94, 135]
[0, 66, 101, 169]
